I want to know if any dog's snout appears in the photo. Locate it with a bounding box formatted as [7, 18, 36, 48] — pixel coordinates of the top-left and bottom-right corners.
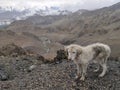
[68, 59, 71, 61]
[68, 57, 71, 60]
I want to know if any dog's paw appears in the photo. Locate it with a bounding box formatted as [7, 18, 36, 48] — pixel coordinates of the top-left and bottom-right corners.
[74, 75, 80, 82]
[80, 76, 85, 81]
[75, 75, 79, 79]
[75, 74, 81, 79]
[94, 69, 99, 72]
[99, 74, 104, 77]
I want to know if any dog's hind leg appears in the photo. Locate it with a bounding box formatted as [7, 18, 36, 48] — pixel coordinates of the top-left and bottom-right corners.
[99, 56, 108, 77]
[95, 52, 108, 77]
[99, 63, 107, 77]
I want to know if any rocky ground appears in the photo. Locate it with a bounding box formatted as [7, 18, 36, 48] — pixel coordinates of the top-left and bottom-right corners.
[0, 3, 120, 90]
[0, 55, 119, 90]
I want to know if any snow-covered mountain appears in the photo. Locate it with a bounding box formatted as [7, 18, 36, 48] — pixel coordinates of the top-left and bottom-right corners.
[0, 6, 72, 26]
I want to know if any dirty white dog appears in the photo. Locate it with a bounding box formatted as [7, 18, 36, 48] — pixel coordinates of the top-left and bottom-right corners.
[65, 43, 111, 81]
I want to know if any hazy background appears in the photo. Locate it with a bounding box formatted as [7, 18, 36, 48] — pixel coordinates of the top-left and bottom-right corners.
[0, 0, 120, 11]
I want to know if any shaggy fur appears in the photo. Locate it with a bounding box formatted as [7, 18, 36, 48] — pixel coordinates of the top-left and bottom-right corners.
[65, 43, 111, 81]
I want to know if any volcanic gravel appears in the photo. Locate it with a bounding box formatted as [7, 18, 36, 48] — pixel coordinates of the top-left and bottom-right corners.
[0, 56, 120, 90]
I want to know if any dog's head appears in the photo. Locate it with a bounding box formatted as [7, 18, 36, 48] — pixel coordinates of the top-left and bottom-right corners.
[64, 44, 82, 60]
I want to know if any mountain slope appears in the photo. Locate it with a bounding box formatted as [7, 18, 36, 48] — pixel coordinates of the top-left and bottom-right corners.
[0, 6, 73, 26]
[2, 2, 120, 57]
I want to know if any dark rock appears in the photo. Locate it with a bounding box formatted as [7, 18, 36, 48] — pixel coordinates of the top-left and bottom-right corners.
[0, 70, 8, 81]
[54, 49, 67, 63]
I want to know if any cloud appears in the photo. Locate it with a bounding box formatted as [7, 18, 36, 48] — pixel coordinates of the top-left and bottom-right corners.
[0, 0, 119, 11]
[80, 0, 120, 10]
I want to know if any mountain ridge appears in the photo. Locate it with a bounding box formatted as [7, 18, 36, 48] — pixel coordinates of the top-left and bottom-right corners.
[1, 2, 120, 57]
[0, 6, 74, 26]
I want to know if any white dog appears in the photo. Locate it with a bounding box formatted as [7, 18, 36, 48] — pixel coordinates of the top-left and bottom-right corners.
[65, 43, 111, 81]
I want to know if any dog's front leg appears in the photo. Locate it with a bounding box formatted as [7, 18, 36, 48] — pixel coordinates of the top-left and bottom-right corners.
[80, 64, 88, 81]
[75, 64, 81, 79]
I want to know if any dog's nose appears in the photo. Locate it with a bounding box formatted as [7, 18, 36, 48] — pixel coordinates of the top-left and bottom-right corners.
[68, 59, 71, 61]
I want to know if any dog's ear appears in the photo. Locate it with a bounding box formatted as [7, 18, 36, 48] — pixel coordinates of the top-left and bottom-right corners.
[77, 48, 82, 56]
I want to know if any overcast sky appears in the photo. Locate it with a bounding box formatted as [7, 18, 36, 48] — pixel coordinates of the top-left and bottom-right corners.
[0, 0, 120, 11]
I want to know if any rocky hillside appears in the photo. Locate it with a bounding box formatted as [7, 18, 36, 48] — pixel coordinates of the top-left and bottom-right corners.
[0, 52, 119, 90]
[1, 2, 120, 58]
[0, 44, 119, 90]
[44, 2, 120, 57]
[0, 2, 120, 90]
